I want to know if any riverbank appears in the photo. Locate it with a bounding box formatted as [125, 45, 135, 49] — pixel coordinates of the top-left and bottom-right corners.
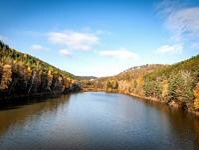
[83, 88, 199, 118]
[0, 83, 82, 103]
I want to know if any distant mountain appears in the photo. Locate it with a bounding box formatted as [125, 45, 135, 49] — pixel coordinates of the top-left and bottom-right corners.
[76, 76, 97, 80]
[0, 41, 80, 100]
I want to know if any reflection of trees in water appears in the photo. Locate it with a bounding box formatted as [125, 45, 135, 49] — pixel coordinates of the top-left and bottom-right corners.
[0, 95, 71, 137]
[1, 93, 199, 149]
[166, 111, 195, 149]
[138, 98, 199, 149]
[193, 118, 199, 149]
[96, 95, 199, 149]
[159, 106, 199, 149]
[159, 104, 199, 149]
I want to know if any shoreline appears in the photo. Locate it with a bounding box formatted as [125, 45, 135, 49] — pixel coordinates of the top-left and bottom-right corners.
[83, 89, 199, 118]
[1, 88, 199, 118]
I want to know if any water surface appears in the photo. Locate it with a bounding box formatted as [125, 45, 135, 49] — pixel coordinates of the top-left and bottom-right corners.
[0, 92, 199, 150]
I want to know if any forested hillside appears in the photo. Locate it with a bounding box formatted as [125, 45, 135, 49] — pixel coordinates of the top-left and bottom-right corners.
[83, 56, 199, 113]
[143, 55, 199, 110]
[0, 41, 81, 100]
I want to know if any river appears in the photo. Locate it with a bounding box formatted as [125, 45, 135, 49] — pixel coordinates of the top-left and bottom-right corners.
[0, 92, 199, 150]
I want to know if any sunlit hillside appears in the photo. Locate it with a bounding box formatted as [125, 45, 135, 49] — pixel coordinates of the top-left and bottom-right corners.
[0, 41, 80, 100]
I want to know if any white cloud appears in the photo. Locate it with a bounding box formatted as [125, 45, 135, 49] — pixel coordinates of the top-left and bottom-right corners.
[156, 44, 183, 54]
[48, 30, 99, 51]
[99, 48, 139, 60]
[0, 35, 8, 42]
[59, 49, 71, 56]
[166, 7, 199, 42]
[157, 0, 199, 50]
[30, 44, 49, 51]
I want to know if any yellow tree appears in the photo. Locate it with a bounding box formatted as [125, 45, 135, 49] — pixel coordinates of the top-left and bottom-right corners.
[194, 83, 199, 110]
[0, 64, 12, 90]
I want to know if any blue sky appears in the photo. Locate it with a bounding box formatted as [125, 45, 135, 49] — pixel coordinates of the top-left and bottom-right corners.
[0, 0, 199, 77]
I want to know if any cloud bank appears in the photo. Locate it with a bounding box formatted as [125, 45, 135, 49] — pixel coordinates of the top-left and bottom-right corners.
[48, 30, 99, 51]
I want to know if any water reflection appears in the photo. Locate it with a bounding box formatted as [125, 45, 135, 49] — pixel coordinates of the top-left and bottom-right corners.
[0, 92, 199, 150]
[0, 95, 71, 137]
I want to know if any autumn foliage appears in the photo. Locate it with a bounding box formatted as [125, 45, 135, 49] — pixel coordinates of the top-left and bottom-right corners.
[0, 41, 80, 100]
[84, 55, 199, 111]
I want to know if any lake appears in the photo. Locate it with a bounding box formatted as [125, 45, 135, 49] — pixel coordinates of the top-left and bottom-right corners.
[0, 92, 199, 150]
